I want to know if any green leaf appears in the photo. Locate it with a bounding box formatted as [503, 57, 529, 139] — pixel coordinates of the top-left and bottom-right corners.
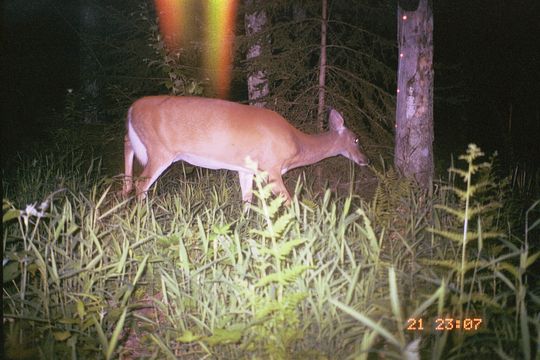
[520, 301, 531, 360]
[106, 307, 128, 360]
[358, 329, 379, 360]
[3, 261, 20, 283]
[212, 223, 231, 236]
[388, 267, 405, 344]
[525, 251, 540, 269]
[177, 237, 190, 273]
[177, 330, 202, 343]
[2, 209, 20, 223]
[498, 262, 519, 279]
[528, 217, 540, 232]
[301, 198, 317, 210]
[205, 327, 243, 346]
[53, 331, 71, 341]
[58, 317, 79, 325]
[76, 299, 85, 320]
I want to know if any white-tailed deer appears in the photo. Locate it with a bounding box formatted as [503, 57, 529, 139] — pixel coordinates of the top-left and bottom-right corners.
[123, 96, 368, 205]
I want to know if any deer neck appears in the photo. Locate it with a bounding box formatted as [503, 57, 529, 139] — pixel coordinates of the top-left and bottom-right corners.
[293, 131, 340, 168]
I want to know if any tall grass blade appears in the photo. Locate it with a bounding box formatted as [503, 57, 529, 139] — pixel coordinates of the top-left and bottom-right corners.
[105, 307, 128, 360]
[330, 298, 400, 348]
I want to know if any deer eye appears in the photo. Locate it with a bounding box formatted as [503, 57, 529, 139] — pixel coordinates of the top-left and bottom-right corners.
[354, 138, 359, 144]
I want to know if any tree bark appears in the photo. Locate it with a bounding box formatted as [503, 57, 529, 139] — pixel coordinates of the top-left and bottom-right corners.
[317, 0, 328, 131]
[245, 0, 269, 108]
[395, 0, 434, 190]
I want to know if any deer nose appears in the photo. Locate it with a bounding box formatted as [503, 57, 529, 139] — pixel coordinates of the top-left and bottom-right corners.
[359, 155, 370, 166]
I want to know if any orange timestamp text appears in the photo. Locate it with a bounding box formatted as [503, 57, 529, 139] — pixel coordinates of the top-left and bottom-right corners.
[406, 318, 483, 331]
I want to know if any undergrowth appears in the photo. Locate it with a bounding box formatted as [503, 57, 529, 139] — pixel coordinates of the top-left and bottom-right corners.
[3, 145, 539, 359]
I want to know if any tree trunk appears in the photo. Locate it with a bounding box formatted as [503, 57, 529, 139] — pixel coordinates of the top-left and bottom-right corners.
[317, 0, 328, 131]
[395, 0, 434, 190]
[245, 0, 269, 108]
[314, 0, 328, 187]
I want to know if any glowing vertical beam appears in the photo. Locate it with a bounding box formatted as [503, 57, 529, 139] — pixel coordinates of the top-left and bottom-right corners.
[205, 0, 238, 98]
[154, 0, 184, 51]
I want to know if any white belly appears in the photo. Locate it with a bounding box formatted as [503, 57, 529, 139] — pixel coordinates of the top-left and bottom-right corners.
[176, 153, 253, 173]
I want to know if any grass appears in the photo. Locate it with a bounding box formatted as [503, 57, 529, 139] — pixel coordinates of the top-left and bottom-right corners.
[2, 145, 539, 359]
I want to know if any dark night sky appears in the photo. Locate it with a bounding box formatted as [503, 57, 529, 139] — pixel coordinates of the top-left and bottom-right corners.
[3, 0, 539, 169]
[434, 0, 540, 167]
[4, 1, 80, 116]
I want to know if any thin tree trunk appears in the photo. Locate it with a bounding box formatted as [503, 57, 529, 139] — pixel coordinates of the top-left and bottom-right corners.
[317, 0, 328, 131]
[245, 0, 269, 108]
[315, 0, 328, 187]
[395, 0, 434, 191]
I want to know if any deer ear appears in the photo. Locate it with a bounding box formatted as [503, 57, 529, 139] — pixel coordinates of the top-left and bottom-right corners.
[329, 109, 345, 132]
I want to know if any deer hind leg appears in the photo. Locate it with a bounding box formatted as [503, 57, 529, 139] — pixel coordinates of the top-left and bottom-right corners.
[135, 155, 173, 200]
[123, 134, 134, 197]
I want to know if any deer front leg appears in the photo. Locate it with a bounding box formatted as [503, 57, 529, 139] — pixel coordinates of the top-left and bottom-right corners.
[268, 172, 292, 206]
[238, 171, 254, 212]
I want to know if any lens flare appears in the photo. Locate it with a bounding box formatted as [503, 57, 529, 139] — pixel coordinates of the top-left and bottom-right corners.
[205, 0, 238, 98]
[154, 0, 184, 51]
[154, 0, 238, 98]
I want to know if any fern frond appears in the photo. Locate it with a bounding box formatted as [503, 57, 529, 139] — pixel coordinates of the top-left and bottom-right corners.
[459, 144, 484, 162]
[467, 203, 502, 219]
[441, 186, 468, 201]
[447, 167, 469, 181]
[467, 181, 492, 197]
[428, 227, 504, 243]
[271, 211, 295, 238]
[255, 301, 281, 320]
[469, 162, 491, 175]
[204, 326, 244, 346]
[255, 265, 312, 287]
[419, 259, 479, 273]
[260, 238, 306, 261]
[433, 205, 466, 221]
[250, 208, 293, 239]
[464, 292, 502, 309]
[267, 196, 285, 218]
[250, 228, 273, 239]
